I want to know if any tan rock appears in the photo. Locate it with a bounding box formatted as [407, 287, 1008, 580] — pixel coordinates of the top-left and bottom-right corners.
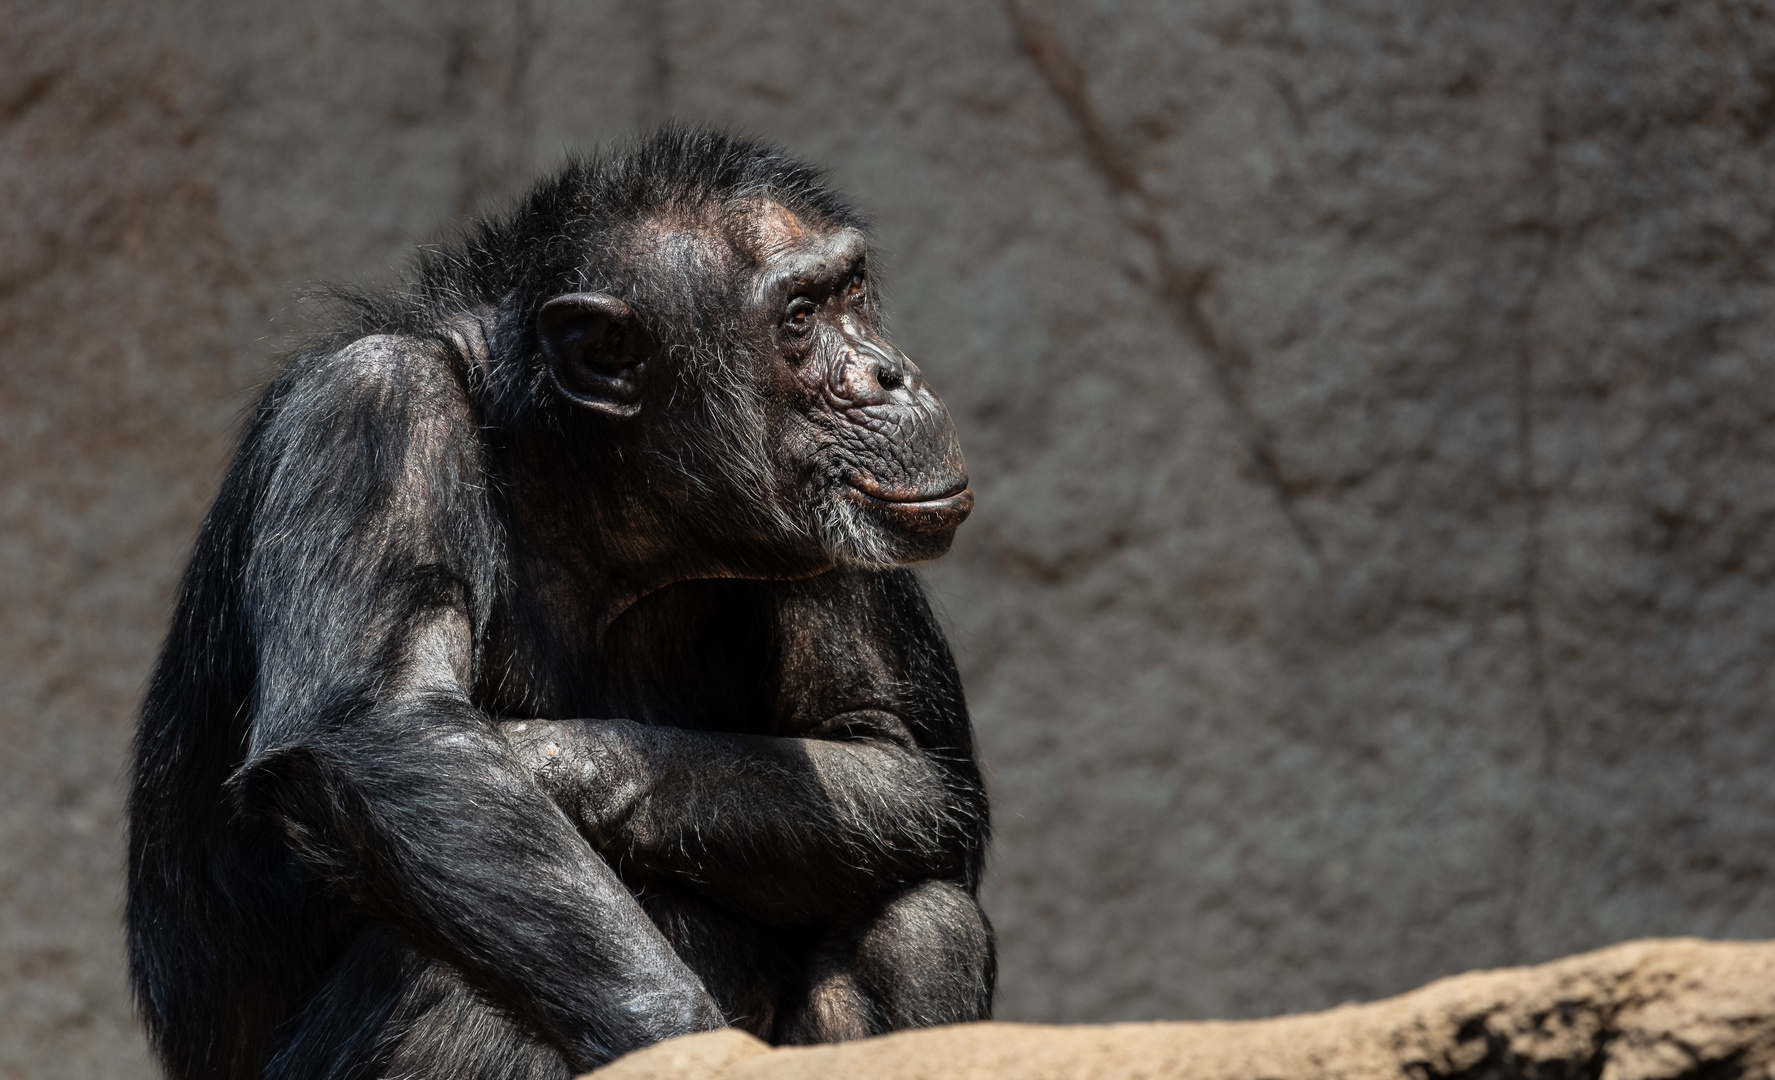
[589, 940, 1775, 1080]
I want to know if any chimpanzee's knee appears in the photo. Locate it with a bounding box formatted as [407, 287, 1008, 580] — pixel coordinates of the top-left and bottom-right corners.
[775, 880, 994, 1045]
[853, 880, 995, 1029]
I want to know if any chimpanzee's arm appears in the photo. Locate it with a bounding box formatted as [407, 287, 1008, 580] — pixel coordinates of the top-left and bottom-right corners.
[504, 569, 988, 926]
[225, 337, 722, 1070]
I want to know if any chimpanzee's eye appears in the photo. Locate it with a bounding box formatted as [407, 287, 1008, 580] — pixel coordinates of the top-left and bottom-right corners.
[845, 272, 866, 297]
[785, 296, 818, 333]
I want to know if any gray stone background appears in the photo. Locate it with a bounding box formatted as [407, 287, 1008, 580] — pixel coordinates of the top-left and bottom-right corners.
[4, 1, 1774, 1077]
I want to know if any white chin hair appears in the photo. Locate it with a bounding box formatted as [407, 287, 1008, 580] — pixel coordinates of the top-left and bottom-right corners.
[815, 494, 901, 567]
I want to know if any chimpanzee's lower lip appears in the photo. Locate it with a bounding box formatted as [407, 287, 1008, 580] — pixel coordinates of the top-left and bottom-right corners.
[846, 475, 970, 505]
[845, 484, 975, 529]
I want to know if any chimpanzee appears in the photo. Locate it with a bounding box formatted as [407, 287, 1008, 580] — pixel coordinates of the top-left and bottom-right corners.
[126, 126, 993, 1080]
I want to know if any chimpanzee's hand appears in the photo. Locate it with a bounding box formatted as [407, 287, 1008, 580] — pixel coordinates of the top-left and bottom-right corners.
[498, 719, 651, 848]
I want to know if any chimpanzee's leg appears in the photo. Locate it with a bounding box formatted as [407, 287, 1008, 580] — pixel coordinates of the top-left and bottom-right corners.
[265, 925, 568, 1080]
[376, 965, 570, 1080]
[634, 884, 798, 1040]
[775, 880, 995, 1044]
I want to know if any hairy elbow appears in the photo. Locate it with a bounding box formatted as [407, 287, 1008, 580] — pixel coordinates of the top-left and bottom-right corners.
[228, 743, 376, 887]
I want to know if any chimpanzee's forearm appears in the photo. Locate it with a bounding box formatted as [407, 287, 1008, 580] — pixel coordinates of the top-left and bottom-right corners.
[238, 701, 725, 1069]
[502, 717, 978, 925]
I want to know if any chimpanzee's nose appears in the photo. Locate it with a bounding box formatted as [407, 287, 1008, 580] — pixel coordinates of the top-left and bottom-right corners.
[835, 337, 921, 406]
[875, 345, 914, 393]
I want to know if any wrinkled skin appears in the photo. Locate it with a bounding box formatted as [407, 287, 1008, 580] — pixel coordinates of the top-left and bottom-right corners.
[751, 218, 974, 566]
[127, 130, 993, 1080]
[536, 207, 973, 588]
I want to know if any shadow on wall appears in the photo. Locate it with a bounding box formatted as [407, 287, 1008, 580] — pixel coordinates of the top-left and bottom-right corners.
[3, 2, 1774, 1079]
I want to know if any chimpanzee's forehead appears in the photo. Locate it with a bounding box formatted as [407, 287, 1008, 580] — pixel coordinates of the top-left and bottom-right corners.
[728, 199, 860, 266]
[609, 201, 863, 311]
[733, 200, 813, 261]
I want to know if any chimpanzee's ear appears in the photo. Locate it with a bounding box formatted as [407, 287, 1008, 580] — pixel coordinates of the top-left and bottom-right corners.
[537, 292, 645, 417]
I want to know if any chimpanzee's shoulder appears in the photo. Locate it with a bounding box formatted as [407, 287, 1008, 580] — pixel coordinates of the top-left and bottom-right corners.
[270, 329, 477, 410]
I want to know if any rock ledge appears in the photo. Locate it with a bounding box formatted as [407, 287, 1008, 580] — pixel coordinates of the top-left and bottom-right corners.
[589, 939, 1775, 1080]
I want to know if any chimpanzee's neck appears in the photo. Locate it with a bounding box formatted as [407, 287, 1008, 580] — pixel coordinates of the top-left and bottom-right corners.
[491, 445, 725, 634]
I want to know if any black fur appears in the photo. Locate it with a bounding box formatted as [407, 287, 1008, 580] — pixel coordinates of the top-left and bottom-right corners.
[127, 127, 993, 1080]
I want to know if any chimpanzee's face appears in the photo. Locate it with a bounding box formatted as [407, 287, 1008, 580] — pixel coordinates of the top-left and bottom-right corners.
[737, 204, 972, 567]
[536, 201, 971, 574]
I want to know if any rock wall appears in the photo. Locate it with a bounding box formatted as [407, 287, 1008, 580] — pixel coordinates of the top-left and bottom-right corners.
[3, 2, 1773, 1077]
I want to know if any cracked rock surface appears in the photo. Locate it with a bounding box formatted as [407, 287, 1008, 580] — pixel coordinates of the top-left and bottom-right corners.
[4, 2, 1774, 1077]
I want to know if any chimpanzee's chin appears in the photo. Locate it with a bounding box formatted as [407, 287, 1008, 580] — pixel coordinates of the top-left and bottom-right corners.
[818, 486, 967, 566]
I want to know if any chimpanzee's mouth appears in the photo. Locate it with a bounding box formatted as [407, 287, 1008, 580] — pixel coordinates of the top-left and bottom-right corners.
[845, 475, 974, 531]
